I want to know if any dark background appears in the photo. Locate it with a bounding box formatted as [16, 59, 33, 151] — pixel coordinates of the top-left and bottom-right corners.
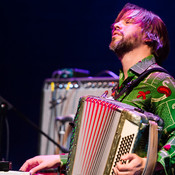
[0, 0, 175, 170]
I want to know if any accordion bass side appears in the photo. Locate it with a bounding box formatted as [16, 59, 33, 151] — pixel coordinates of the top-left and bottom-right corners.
[66, 96, 163, 175]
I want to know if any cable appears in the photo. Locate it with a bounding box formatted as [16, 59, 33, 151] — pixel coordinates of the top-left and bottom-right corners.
[95, 70, 119, 79]
[12, 107, 69, 153]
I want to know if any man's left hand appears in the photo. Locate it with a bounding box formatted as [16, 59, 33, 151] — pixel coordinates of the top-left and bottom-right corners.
[113, 153, 146, 175]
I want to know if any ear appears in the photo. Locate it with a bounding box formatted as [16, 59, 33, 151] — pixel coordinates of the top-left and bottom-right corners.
[143, 37, 153, 43]
[142, 31, 153, 43]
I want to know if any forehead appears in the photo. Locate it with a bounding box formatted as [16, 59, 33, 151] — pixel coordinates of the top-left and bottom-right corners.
[123, 10, 140, 18]
[115, 9, 142, 22]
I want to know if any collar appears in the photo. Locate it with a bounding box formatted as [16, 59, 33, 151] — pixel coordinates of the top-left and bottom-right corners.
[130, 55, 156, 75]
[118, 55, 156, 87]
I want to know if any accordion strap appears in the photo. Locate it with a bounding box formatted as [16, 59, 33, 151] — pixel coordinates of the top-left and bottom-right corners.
[142, 120, 158, 175]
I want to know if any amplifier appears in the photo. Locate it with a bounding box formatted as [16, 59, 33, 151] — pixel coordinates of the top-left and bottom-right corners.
[38, 76, 118, 155]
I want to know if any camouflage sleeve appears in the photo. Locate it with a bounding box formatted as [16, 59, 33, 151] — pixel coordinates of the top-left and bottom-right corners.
[150, 72, 175, 174]
[60, 153, 68, 166]
[157, 132, 175, 174]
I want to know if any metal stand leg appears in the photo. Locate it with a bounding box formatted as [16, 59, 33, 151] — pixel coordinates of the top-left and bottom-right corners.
[56, 115, 74, 153]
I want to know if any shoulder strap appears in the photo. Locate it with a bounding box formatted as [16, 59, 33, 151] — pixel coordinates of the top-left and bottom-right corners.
[116, 67, 169, 101]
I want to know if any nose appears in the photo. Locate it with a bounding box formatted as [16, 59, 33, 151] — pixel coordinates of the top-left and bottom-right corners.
[113, 21, 122, 30]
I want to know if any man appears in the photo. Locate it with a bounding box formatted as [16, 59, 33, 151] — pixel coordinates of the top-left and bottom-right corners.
[20, 3, 175, 175]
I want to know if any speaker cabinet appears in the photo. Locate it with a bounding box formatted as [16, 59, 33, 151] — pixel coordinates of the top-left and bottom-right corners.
[39, 77, 118, 155]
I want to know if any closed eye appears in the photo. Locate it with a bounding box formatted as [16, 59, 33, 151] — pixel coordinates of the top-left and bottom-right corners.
[124, 18, 135, 24]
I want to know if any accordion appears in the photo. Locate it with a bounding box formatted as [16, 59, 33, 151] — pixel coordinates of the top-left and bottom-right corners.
[66, 96, 163, 175]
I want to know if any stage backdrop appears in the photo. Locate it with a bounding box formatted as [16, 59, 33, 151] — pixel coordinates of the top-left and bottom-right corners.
[0, 0, 175, 170]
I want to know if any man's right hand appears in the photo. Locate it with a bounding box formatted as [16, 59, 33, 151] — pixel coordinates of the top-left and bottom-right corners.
[19, 155, 61, 175]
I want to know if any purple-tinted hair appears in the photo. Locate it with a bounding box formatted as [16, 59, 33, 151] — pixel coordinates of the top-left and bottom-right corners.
[116, 3, 170, 65]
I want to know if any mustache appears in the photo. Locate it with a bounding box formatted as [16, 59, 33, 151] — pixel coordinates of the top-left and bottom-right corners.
[112, 29, 124, 37]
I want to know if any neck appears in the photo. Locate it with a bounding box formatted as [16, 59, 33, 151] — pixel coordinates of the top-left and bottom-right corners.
[119, 44, 152, 79]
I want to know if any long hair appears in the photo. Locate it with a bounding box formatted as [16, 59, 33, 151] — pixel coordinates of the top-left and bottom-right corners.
[116, 3, 170, 65]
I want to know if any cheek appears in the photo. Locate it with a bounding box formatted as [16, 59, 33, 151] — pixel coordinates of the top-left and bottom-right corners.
[123, 27, 136, 35]
[127, 27, 142, 37]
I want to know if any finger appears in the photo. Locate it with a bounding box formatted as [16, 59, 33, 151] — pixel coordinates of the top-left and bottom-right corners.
[116, 163, 129, 172]
[19, 163, 27, 172]
[20, 160, 36, 172]
[120, 153, 137, 161]
[116, 161, 133, 172]
[112, 167, 130, 175]
[29, 163, 47, 175]
[113, 167, 119, 175]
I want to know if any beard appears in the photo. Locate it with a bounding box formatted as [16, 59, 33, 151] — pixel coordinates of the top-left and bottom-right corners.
[109, 31, 143, 58]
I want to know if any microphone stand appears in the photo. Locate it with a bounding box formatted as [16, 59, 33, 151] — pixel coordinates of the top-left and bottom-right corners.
[0, 96, 13, 161]
[0, 96, 69, 156]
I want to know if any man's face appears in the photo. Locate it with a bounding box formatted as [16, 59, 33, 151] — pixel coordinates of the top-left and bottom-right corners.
[109, 10, 144, 57]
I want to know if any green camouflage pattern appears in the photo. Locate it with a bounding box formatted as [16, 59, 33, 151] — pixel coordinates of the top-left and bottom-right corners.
[113, 55, 175, 174]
